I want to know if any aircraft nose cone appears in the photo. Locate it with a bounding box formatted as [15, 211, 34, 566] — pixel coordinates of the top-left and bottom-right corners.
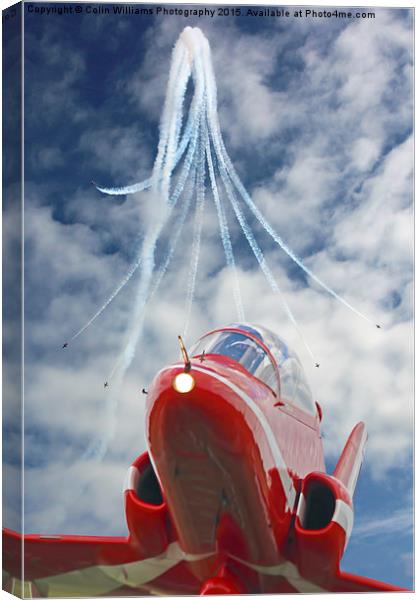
[146, 363, 291, 581]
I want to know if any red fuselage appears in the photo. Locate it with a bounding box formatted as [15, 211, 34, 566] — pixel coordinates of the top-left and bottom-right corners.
[145, 349, 324, 593]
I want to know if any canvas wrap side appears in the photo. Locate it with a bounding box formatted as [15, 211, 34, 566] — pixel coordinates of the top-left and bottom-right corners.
[3, 1, 24, 596]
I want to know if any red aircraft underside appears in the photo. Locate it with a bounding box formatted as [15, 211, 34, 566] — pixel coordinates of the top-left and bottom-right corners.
[3, 325, 407, 595]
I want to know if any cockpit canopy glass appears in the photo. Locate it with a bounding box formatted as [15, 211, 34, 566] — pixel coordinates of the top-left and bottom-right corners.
[189, 330, 278, 393]
[234, 324, 315, 415]
[191, 323, 316, 415]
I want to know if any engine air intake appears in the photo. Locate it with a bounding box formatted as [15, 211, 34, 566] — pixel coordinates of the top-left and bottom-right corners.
[136, 463, 163, 506]
[301, 480, 335, 530]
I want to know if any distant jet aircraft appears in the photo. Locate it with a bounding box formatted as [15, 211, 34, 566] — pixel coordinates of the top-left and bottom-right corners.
[62, 342, 68, 349]
[3, 324, 406, 595]
[104, 381, 109, 388]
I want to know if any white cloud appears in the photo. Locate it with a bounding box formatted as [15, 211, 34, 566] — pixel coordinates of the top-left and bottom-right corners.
[353, 505, 413, 541]
[78, 126, 153, 181]
[350, 137, 380, 172]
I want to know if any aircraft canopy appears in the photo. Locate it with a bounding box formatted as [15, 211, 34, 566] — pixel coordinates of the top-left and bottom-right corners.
[190, 324, 316, 415]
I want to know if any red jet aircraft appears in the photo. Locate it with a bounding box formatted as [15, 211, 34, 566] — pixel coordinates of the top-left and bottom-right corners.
[3, 324, 407, 595]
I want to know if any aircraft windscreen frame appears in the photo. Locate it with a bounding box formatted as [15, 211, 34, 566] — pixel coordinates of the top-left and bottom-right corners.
[190, 325, 316, 416]
[190, 330, 278, 393]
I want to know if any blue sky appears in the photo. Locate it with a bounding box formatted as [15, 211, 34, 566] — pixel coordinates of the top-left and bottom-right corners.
[3, 1, 413, 591]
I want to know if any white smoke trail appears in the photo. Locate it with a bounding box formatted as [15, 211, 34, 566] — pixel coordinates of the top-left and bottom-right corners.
[94, 41, 188, 198]
[83, 37, 200, 460]
[149, 168, 197, 301]
[167, 107, 202, 208]
[158, 28, 205, 201]
[70, 151, 194, 345]
[197, 35, 316, 361]
[82, 239, 163, 459]
[68, 253, 142, 344]
[201, 32, 376, 328]
[106, 228, 168, 384]
[220, 127, 376, 326]
[94, 179, 152, 196]
[87, 142, 200, 402]
[144, 109, 204, 310]
[215, 138, 316, 363]
[82, 232, 158, 461]
[71, 116, 200, 346]
[151, 42, 189, 190]
[93, 91, 200, 197]
[72, 53, 204, 352]
[94, 86, 202, 197]
[93, 30, 205, 199]
[183, 121, 206, 341]
[205, 128, 244, 322]
[109, 31, 204, 379]
[107, 66, 205, 385]
[158, 55, 192, 199]
[111, 234, 158, 377]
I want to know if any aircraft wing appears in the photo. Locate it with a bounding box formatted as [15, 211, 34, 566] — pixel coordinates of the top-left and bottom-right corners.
[4, 528, 408, 595]
[3, 528, 143, 597]
[332, 570, 407, 592]
[3, 527, 208, 597]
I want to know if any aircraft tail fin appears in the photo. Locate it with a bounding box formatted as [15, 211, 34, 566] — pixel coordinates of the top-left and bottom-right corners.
[333, 422, 367, 497]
